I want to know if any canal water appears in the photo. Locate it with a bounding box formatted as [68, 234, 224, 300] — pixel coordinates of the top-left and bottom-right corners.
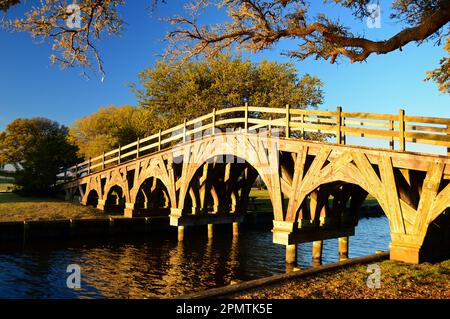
[0, 216, 390, 298]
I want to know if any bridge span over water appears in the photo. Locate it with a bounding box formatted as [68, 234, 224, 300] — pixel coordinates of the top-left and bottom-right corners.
[60, 106, 450, 264]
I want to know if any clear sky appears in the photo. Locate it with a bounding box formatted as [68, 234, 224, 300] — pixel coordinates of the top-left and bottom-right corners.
[1, 1, 449, 133]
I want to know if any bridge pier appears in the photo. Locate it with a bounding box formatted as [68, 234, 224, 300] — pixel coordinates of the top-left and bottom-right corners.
[338, 237, 349, 261]
[285, 244, 298, 264]
[178, 226, 185, 241]
[312, 240, 323, 266]
[124, 203, 136, 218]
[96, 199, 106, 211]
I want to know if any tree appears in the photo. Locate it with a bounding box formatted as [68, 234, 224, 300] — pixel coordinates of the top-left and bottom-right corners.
[134, 54, 324, 130]
[2, 0, 125, 78]
[69, 105, 154, 159]
[0, 117, 79, 195]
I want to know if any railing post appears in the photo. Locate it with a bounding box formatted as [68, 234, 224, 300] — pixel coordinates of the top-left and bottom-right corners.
[88, 158, 91, 175]
[399, 109, 405, 151]
[301, 113, 305, 139]
[212, 108, 216, 135]
[75, 163, 78, 178]
[447, 124, 450, 156]
[183, 118, 187, 143]
[286, 104, 290, 138]
[336, 106, 342, 144]
[102, 151, 105, 170]
[158, 129, 162, 151]
[136, 137, 140, 158]
[118, 145, 121, 164]
[244, 103, 249, 133]
[389, 119, 395, 150]
[268, 117, 272, 137]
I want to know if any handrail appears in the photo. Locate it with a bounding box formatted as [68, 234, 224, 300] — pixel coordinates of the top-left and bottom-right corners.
[59, 106, 450, 181]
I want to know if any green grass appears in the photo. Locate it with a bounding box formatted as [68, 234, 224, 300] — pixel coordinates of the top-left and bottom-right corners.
[0, 192, 111, 222]
[248, 188, 273, 212]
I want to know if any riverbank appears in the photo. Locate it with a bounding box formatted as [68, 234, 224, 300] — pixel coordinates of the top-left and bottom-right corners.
[0, 193, 114, 222]
[234, 259, 450, 299]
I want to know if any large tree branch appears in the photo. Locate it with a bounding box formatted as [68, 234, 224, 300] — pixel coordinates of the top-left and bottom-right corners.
[166, 0, 450, 64]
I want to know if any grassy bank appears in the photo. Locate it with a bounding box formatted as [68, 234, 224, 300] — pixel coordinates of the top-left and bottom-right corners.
[0, 193, 112, 222]
[235, 259, 450, 299]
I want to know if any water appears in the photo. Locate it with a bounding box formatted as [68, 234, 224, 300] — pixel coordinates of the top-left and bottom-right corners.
[0, 217, 390, 298]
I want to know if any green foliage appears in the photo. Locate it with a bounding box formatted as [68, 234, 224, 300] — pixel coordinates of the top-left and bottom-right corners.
[69, 105, 154, 159]
[134, 54, 324, 130]
[0, 118, 79, 195]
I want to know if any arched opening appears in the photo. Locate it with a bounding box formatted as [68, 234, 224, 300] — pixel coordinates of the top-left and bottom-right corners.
[72, 187, 82, 204]
[86, 189, 99, 207]
[105, 185, 126, 215]
[421, 208, 450, 262]
[135, 177, 171, 216]
[296, 182, 390, 266]
[183, 155, 267, 217]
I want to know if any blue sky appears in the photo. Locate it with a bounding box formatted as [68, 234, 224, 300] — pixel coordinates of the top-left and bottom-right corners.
[1, 0, 449, 132]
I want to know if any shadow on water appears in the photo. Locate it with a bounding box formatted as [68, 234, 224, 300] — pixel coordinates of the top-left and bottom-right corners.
[0, 217, 390, 299]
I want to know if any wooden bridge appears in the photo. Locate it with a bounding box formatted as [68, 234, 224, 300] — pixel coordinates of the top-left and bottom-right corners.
[60, 106, 450, 265]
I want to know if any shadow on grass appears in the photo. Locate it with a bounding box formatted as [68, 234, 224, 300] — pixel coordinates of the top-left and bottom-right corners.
[0, 192, 62, 204]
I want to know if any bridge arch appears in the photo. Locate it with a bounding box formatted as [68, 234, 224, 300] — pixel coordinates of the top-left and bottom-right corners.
[86, 189, 99, 207]
[180, 153, 271, 216]
[177, 135, 280, 216]
[105, 185, 126, 214]
[133, 176, 171, 216]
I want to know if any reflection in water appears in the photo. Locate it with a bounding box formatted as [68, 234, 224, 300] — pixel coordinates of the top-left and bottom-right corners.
[0, 217, 390, 298]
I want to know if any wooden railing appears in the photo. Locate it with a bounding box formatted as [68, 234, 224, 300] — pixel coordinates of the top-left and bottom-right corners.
[60, 106, 450, 180]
